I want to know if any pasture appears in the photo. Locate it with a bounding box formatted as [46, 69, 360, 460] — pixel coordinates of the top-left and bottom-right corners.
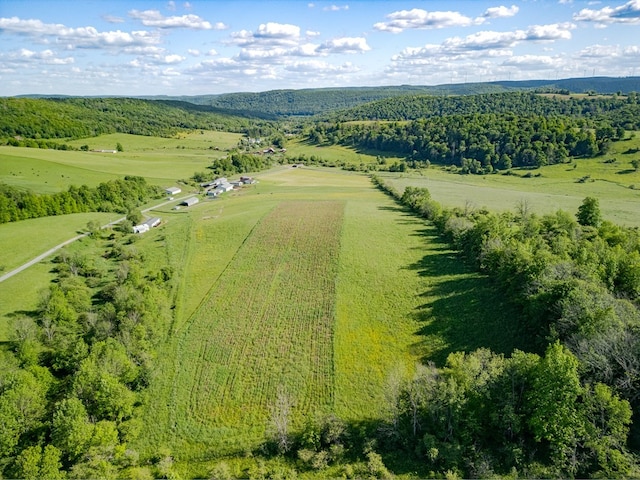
[379, 154, 640, 226]
[0, 130, 241, 192]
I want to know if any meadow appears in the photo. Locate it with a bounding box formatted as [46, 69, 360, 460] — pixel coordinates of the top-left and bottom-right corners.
[0, 131, 241, 193]
[127, 166, 530, 477]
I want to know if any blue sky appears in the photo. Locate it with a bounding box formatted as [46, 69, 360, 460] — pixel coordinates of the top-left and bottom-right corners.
[1, 0, 639, 96]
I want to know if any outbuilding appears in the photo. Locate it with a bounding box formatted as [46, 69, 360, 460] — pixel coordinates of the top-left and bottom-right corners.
[181, 197, 199, 207]
[165, 187, 182, 195]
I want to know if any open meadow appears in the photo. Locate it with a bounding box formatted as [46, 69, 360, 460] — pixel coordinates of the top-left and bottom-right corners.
[0, 131, 241, 192]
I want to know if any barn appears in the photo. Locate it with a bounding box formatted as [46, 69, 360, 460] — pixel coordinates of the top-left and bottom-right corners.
[165, 186, 182, 195]
[181, 197, 199, 207]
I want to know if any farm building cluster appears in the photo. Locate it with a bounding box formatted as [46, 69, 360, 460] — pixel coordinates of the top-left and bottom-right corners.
[202, 176, 255, 198]
[132, 217, 161, 234]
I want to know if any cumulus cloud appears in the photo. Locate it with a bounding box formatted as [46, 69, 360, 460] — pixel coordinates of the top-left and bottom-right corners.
[394, 22, 574, 61]
[0, 17, 161, 49]
[574, 0, 640, 24]
[128, 10, 220, 29]
[318, 37, 370, 54]
[228, 22, 302, 48]
[483, 5, 519, 18]
[8, 48, 74, 65]
[373, 8, 480, 33]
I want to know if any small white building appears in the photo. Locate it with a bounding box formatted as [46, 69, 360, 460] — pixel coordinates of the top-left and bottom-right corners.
[133, 224, 150, 234]
[165, 187, 182, 196]
[132, 216, 161, 234]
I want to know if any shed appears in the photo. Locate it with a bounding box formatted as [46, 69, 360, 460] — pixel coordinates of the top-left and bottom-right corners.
[165, 187, 182, 195]
[144, 217, 161, 228]
[181, 197, 199, 207]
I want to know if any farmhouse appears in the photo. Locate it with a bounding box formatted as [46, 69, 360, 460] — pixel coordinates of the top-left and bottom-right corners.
[165, 186, 182, 195]
[181, 197, 199, 207]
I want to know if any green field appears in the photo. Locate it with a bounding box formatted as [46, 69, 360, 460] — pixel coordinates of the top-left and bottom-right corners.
[0, 131, 242, 192]
[127, 167, 530, 477]
[379, 156, 640, 227]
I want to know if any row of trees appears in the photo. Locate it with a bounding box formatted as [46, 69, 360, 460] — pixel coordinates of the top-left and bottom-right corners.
[1, 226, 177, 478]
[0, 176, 162, 224]
[370, 177, 640, 477]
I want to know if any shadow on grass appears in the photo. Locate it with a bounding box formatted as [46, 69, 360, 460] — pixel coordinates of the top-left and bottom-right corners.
[405, 224, 535, 366]
[616, 168, 637, 175]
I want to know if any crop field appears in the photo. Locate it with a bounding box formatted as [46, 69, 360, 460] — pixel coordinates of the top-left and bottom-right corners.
[138, 199, 344, 456]
[129, 166, 529, 477]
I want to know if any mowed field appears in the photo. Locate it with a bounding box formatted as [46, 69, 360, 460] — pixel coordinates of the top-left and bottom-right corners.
[132, 167, 528, 476]
[0, 131, 241, 192]
[380, 154, 640, 227]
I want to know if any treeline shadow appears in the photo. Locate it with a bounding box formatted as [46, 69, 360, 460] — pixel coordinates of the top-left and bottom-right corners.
[405, 224, 535, 366]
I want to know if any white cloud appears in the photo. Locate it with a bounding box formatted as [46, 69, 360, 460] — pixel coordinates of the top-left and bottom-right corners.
[206, 49, 218, 56]
[318, 37, 370, 54]
[574, 0, 640, 24]
[128, 10, 219, 30]
[102, 14, 125, 24]
[0, 17, 161, 49]
[502, 54, 563, 69]
[323, 5, 349, 11]
[373, 8, 479, 33]
[188, 48, 200, 56]
[167, 1, 176, 11]
[483, 5, 519, 18]
[229, 22, 302, 48]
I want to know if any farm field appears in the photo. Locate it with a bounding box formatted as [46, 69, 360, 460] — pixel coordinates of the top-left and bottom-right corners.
[379, 156, 640, 226]
[132, 167, 530, 476]
[285, 137, 406, 166]
[0, 131, 241, 192]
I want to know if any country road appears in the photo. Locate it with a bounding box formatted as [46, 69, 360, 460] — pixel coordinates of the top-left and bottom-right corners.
[0, 194, 192, 284]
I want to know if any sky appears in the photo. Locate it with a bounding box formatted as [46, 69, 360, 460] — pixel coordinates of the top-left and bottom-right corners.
[1, 0, 639, 96]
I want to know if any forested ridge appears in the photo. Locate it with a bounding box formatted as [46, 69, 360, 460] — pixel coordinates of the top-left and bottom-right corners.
[0, 97, 268, 141]
[306, 92, 639, 171]
[137, 76, 640, 117]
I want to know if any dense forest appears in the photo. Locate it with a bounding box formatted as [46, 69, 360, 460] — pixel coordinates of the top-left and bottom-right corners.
[0, 97, 271, 141]
[304, 92, 640, 171]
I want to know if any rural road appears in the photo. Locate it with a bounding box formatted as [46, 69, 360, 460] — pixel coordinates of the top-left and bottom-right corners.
[0, 195, 190, 284]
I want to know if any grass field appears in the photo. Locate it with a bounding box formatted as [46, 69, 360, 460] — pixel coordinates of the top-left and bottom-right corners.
[379, 154, 640, 226]
[0, 131, 242, 192]
[129, 166, 531, 477]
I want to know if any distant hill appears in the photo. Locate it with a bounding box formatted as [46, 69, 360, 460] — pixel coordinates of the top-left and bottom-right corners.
[138, 76, 640, 118]
[0, 97, 267, 140]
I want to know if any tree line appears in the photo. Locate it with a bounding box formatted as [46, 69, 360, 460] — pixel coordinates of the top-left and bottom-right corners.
[0, 176, 162, 224]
